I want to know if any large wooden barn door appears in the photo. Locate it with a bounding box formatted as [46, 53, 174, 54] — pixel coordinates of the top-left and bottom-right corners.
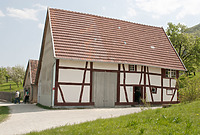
[93, 72, 117, 107]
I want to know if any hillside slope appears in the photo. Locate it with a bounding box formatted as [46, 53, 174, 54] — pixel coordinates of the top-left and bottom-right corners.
[186, 23, 200, 37]
[28, 101, 200, 135]
[0, 81, 23, 92]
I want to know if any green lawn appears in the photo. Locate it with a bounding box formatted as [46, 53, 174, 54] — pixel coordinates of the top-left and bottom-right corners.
[0, 82, 23, 92]
[27, 101, 200, 135]
[0, 106, 9, 123]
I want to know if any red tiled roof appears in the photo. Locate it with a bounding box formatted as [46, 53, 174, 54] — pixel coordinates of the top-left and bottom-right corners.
[49, 8, 186, 71]
[24, 59, 38, 86]
[30, 60, 38, 84]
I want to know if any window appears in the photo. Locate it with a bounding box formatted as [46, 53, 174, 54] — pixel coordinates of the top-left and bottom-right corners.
[171, 70, 176, 78]
[129, 65, 136, 71]
[152, 87, 157, 94]
[166, 89, 173, 95]
[165, 69, 176, 78]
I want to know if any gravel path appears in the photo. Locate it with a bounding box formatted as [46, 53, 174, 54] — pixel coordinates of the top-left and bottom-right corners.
[0, 102, 159, 135]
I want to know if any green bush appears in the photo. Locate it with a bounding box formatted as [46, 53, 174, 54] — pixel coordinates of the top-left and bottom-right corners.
[178, 74, 200, 102]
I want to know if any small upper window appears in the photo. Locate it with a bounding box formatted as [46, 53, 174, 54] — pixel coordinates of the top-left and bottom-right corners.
[129, 65, 136, 71]
[165, 69, 176, 78]
[171, 70, 176, 78]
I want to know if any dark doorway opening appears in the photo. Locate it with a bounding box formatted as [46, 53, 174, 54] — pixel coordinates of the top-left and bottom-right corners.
[134, 86, 142, 103]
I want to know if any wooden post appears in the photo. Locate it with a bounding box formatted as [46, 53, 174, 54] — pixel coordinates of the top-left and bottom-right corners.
[144, 66, 146, 101]
[54, 59, 59, 105]
[117, 64, 120, 103]
[161, 69, 164, 103]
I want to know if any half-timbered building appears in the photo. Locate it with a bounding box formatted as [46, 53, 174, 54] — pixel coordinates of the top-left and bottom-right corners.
[35, 8, 186, 108]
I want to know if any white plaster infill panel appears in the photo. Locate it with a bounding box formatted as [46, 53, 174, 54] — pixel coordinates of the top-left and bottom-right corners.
[163, 79, 169, 87]
[58, 85, 90, 103]
[172, 91, 177, 101]
[171, 79, 176, 87]
[120, 64, 129, 71]
[59, 59, 90, 68]
[120, 73, 143, 85]
[149, 75, 161, 86]
[153, 88, 161, 102]
[163, 89, 173, 101]
[146, 87, 151, 102]
[126, 86, 133, 102]
[59, 69, 90, 83]
[126, 73, 141, 84]
[93, 62, 118, 70]
[120, 86, 126, 102]
[148, 67, 161, 74]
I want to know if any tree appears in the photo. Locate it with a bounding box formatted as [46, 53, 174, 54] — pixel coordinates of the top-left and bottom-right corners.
[7, 65, 25, 87]
[166, 22, 200, 73]
[0, 67, 5, 84]
[0, 67, 9, 84]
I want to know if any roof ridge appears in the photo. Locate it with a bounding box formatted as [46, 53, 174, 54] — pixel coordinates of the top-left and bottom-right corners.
[49, 7, 162, 29]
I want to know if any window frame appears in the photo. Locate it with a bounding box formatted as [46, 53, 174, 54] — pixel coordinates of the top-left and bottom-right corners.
[164, 69, 176, 78]
[129, 65, 137, 72]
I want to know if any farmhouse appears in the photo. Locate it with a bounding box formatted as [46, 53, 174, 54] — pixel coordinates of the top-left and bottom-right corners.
[35, 8, 186, 108]
[23, 59, 38, 103]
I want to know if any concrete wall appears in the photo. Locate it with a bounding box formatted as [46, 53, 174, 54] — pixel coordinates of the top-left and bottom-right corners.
[0, 92, 15, 102]
[32, 85, 38, 103]
[38, 19, 55, 107]
[24, 69, 31, 91]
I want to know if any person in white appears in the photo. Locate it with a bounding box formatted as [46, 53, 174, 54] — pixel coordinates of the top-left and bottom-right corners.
[14, 91, 20, 104]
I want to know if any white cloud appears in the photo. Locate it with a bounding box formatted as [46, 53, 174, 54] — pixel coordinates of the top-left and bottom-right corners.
[136, 0, 180, 15]
[127, 0, 135, 7]
[135, 0, 200, 19]
[38, 23, 44, 29]
[127, 7, 137, 17]
[124, 0, 137, 19]
[0, 10, 5, 17]
[176, 0, 200, 19]
[152, 15, 160, 19]
[33, 4, 47, 11]
[7, 7, 38, 21]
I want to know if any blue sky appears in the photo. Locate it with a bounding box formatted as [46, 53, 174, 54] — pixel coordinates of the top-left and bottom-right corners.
[0, 0, 200, 68]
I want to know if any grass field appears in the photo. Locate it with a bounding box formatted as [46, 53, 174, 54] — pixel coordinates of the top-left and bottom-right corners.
[0, 106, 9, 123]
[0, 82, 23, 92]
[27, 101, 200, 135]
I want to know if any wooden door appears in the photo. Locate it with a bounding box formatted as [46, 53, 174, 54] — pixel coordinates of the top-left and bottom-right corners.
[93, 72, 117, 107]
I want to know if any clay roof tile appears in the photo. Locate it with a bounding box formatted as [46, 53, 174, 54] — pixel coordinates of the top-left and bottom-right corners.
[48, 8, 186, 71]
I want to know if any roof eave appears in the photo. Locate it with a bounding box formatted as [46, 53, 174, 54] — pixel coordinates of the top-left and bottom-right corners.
[56, 57, 186, 71]
[162, 27, 187, 71]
